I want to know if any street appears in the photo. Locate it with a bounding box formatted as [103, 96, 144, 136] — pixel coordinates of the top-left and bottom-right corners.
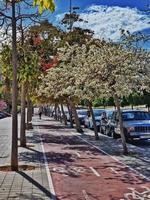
[130, 140, 150, 149]
[0, 1, 150, 199]
[0, 116, 150, 199]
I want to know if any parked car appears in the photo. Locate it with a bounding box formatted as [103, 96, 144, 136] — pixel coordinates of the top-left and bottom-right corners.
[100, 110, 114, 135]
[66, 109, 87, 125]
[84, 109, 105, 130]
[107, 110, 150, 141]
[76, 109, 88, 125]
[0, 111, 10, 119]
[71, 109, 87, 124]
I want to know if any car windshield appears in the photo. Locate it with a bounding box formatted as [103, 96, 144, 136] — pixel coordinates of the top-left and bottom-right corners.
[93, 110, 104, 116]
[77, 110, 87, 115]
[122, 112, 150, 121]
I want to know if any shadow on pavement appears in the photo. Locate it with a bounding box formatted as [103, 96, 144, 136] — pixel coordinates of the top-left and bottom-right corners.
[19, 151, 75, 164]
[17, 171, 57, 199]
[26, 133, 41, 144]
[65, 145, 101, 155]
[27, 133, 85, 145]
[41, 134, 85, 145]
[38, 124, 65, 130]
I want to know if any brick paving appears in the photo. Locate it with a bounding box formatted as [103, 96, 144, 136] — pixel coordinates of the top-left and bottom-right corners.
[0, 116, 54, 200]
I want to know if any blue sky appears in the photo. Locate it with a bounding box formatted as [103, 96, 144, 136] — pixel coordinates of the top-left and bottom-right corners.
[48, 0, 150, 49]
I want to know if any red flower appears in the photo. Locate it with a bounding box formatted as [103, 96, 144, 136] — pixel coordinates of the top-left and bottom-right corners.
[34, 36, 41, 45]
[41, 56, 59, 72]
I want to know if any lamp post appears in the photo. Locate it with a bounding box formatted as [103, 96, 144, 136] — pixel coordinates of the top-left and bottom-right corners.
[69, 0, 72, 31]
[11, 0, 18, 171]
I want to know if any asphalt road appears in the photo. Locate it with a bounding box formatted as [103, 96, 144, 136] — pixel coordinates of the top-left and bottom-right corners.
[130, 139, 150, 149]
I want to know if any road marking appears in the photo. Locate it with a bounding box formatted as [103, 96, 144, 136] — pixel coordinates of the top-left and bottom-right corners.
[82, 190, 90, 200]
[89, 167, 100, 177]
[75, 152, 81, 158]
[37, 126, 56, 200]
[76, 135, 150, 181]
[124, 186, 150, 200]
[110, 167, 119, 174]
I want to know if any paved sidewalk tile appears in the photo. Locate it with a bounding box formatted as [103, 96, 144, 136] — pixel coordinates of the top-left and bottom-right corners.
[0, 117, 54, 200]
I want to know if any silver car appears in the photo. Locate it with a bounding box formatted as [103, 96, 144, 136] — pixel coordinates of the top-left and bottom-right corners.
[109, 110, 150, 141]
[84, 109, 105, 130]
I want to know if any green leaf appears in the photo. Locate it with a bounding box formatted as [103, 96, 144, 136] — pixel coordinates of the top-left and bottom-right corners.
[33, 0, 56, 13]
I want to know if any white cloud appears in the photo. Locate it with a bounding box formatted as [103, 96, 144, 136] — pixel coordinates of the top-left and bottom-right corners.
[72, 5, 150, 41]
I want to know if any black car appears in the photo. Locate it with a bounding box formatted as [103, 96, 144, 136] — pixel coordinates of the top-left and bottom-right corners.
[107, 110, 150, 141]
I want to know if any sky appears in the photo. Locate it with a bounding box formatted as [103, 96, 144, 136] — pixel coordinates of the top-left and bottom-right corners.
[48, 0, 150, 49]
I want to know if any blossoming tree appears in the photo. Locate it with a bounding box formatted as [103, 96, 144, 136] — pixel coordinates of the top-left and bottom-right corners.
[54, 39, 150, 154]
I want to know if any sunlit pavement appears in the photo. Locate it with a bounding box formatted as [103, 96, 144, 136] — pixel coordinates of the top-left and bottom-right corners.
[0, 116, 53, 200]
[34, 116, 150, 200]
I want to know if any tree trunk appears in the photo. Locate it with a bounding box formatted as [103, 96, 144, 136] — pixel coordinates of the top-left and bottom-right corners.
[20, 83, 26, 147]
[54, 103, 58, 120]
[88, 101, 99, 140]
[32, 106, 34, 115]
[68, 99, 83, 133]
[26, 93, 30, 129]
[29, 101, 33, 122]
[67, 102, 74, 128]
[11, 1, 18, 171]
[57, 105, 61, 121]
[26, 92, 32, 130]
[114, 94, 128, 154]
[60, 103, 67, 125]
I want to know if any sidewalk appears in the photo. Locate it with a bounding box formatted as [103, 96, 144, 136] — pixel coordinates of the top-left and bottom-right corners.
[0, 116, 54, 200]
